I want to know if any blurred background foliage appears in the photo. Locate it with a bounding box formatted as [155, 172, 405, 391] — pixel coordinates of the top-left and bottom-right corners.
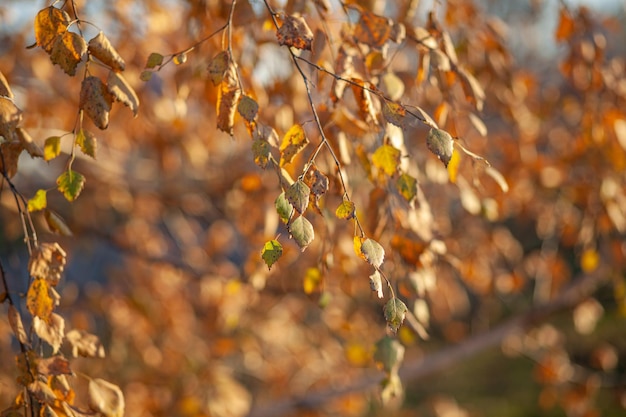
[1, 0, 626, 416]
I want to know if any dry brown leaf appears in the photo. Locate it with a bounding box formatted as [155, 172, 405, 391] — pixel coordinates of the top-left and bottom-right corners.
[33, 313, 65, 354]
[8, 305, 30, 347]
[0, 70, 13, 98]
[0, 96, 22, 142]
[353, 10, 393, 49]
[0, 141, 23, 178]
[107, 71, 139, 116]
[88, 378, 125, 417]
[66, 329, 106, 358]
[80, 76, 112, 129]
[16, 127, 43, 158]
[350, 78, 377, 124]
[50, 31, 87, 76]
[88, 31, 125, 72]
[276, 14, 314, 51]
[29, 242, 67, 286]
[36, 355, 72, 376]
[28, 380, 58, 404]
[216, 60, 240, 135]
[208, 51, 230, 86]
[458, 67, 485, 112]
[34, 7, 70, 53]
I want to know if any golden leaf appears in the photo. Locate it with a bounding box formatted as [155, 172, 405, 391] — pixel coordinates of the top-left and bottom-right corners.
[34, 7, 70, 53]
[372, 144, 401, 176]
[50, 31, 86, 76]
[279, 124, 309, 166]
[26, 278, 54, 322]
[216, 60, 240, 135]
[89, 379, 125, 417]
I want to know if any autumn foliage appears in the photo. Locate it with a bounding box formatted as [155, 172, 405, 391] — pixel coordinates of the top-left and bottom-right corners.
[1, 0, 626, 416]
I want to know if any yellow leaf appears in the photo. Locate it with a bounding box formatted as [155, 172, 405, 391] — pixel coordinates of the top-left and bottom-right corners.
[26, 278, 54, 322]
[28, 189, 47, 212]
[34, 7, 70, 53]
[43, 136, 61, 161]
[303, 267, 322, 294]
[581, 249, 600, 273]
[76, 129, 97, 158]
[335, 201, 355, 219]
[279, 124, 309, 166]
[372, 144, 400, 176]
[447, 148, 461, 183]
[353, 236, 366, 260]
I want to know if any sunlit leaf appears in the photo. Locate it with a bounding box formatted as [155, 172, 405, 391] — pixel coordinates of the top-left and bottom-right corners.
[76, 129, 97, 158]
[279, 124, 309, 167]
[468, 112, 487, 137]
[28, 380, 57, 404]
[34, 7, 70, 53]
[361, 238, 385, 268]
[306, 167, 329, 196]
[216, 60, 240, 135]
[369, 270, 383, 298]
[335, 201, 355, 220]
[56, 170, 85, 202]
[44, 209, 73, 236]
[43, 136, 61, 161]
[381, 72, 405, 101]
[275, 192, 293, 223]
[8, 305, 30, 346]
[80, 76, 112, 130]
[173, 52, 187, 65]
[207, 51, 230, 86]
[384, 297, 408, 333]
[555, 7, 575, 42]
[261, 239, 283, 270]
[27, 278, 54, 322]
[0, 96, 22, 143]
[303, 267, 322, 294]
[354, 236, 365, 259]
[289, 215, 314, 251]
[285, 180, 310, 214]
[426, 128, 454, 167]
[353, 9, 392, 49]
[276, 14, 314, 51]
[238, 95, 258, 122]
[107, 71, 139, 117]
[87, 31, 125, 72]
[28, 189, 47, 212]
[88, 378, 125, 417]
[372, 144, 401, 176]
[49, 31, 86, 76]
[374, 336, 405, 373]
[396, 173, 417, 203]
[145, 52, 163, 69]
[0, 70, 13, 98]
[350, 78, 377, 124]
[447, 148, 461, 183]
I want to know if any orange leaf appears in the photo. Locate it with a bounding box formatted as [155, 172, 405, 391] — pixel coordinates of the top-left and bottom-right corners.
[353, 10, 392, 49]
[276, 14, 313, 51]
[34, 7, 70, 53]
[26, 279, 54, 323]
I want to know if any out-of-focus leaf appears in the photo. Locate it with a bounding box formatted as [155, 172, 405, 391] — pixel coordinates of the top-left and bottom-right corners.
[26, 278, 54, 322]
[261, 240, 283, 270]
[88, 378, 125, 417]
[276, 14, 313, 50]
[303, 267, 322, 294]
[0, 96, 22, 142]
[369, 270, 383, 298]
[361, 238, 385, 268]
[80, 76, 112, 129]
[285, 180, 310, 214]
[413, 27, 437, 49]
[350, 78, 377, 124]
[275, 192, 293, 223]
[33, 313, 64, 354]
[107, 71, 139, 117]
[238, 95, 258, 122]
[28, 380, 57, 404]
[216, 60, 240, 135]
[430, 49, 451, 72]
[384, 297, 408, 333]
[76, 129, 97, 158]
[252, 138, 270, 169]
[50, 31, 87, 76]
[29, 242, 66, 286]
[381, 72, 404, 101]
[380, 372, 404, 406]
[484, 166, 509, 193]
[66, 329, 105, 358]
[382, 102, 407, 129]
[145, 52, 163, 69]
[207, 51, 230, 86]
[447, 149, 461, 183]
[372, 144, 401, 176]
[468, 112, 487, 137]
[44, 210, 73, 236]
[173, 52, 187, 65]
[426, 127, 454, 167]
[580, 248, 600, 273]
[396, 173, 417, 203]
[289, 215, 314, 251]
[335, 201, 355, 220]
[555, 7, 575, 42]
[16, 127, 43, 158]
[139, 71, 152, 81]
[43, 136, 61, 161]
[56, 170, 85, 202]
[36, 355, 72, 376]
[8, 305, 30, 346]
[279, 124, 309, 167]
[0, 70, 14, 98]
[28, 189, 48, 212]
[34, 7, 70, 53]
[88, 31, 125, 71]
[458, 67, 485, 112]
[353, 10, 392, 49]
[441, 30, 458, 65]
[374, 336, 405, 373]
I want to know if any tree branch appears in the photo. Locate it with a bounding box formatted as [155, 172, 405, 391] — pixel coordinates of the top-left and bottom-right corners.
[246, 268, 608, 417]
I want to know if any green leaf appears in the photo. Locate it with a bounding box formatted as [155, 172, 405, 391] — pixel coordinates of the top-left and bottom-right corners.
[289, 215, 314, 251]
[275, 192, 293, 223]
[426, 127, 454, 167]
[285, 180, 310, 214]
[139, 71, 153, 82]
[28, 189, 47, 212]
[238, 95, 259, 122]
[335, 200, 355, 220]
[382, 101, 407, 128]
[76, 129, 97, 159]
[372, 144, 401, 176]
[56, 170, 85, 202]
[374, 336, 405, 373]
[207, 51, 230, 86]
[261, 240, 283, 270]
[252, 138, 270, 169]
[384, 297, 408, 333]
[360, 238, 385, 268]
[145, 52, 163, 69]
[43, 136, 61, 161]
[396, 173, 417, 203]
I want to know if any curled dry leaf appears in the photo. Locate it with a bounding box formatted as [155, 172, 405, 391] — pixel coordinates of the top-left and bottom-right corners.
[66, 329, 105, 358]
[0, 70, 14, 98]
[369, 270, 384, 298]
[44, 209, 73, 236]
[50, 31, 87, 76]
[34, 7, 70, 53]
[29, 242, 67, 286]
[28, 380, 58, 404]
[0, 141, 24, 178]
[80, 76, 112, 129]
[458, 67, 485, 112]
[216, 60, 240, 135]
[88, 378, 125, 417]
[353, 10, 393, 49]
[27, 278, 54, 322]
[0, 96, 22, 142]
[360, 238, 385, 268]
[276, 14, 314, 51]
[107, 71, 139, 117]
[88, 32, 125, 71]
[8, 305, 30, 346]
[37, 355, 72, 376]
[16, 127, 43, 158]
[33, 313, 65, 354]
